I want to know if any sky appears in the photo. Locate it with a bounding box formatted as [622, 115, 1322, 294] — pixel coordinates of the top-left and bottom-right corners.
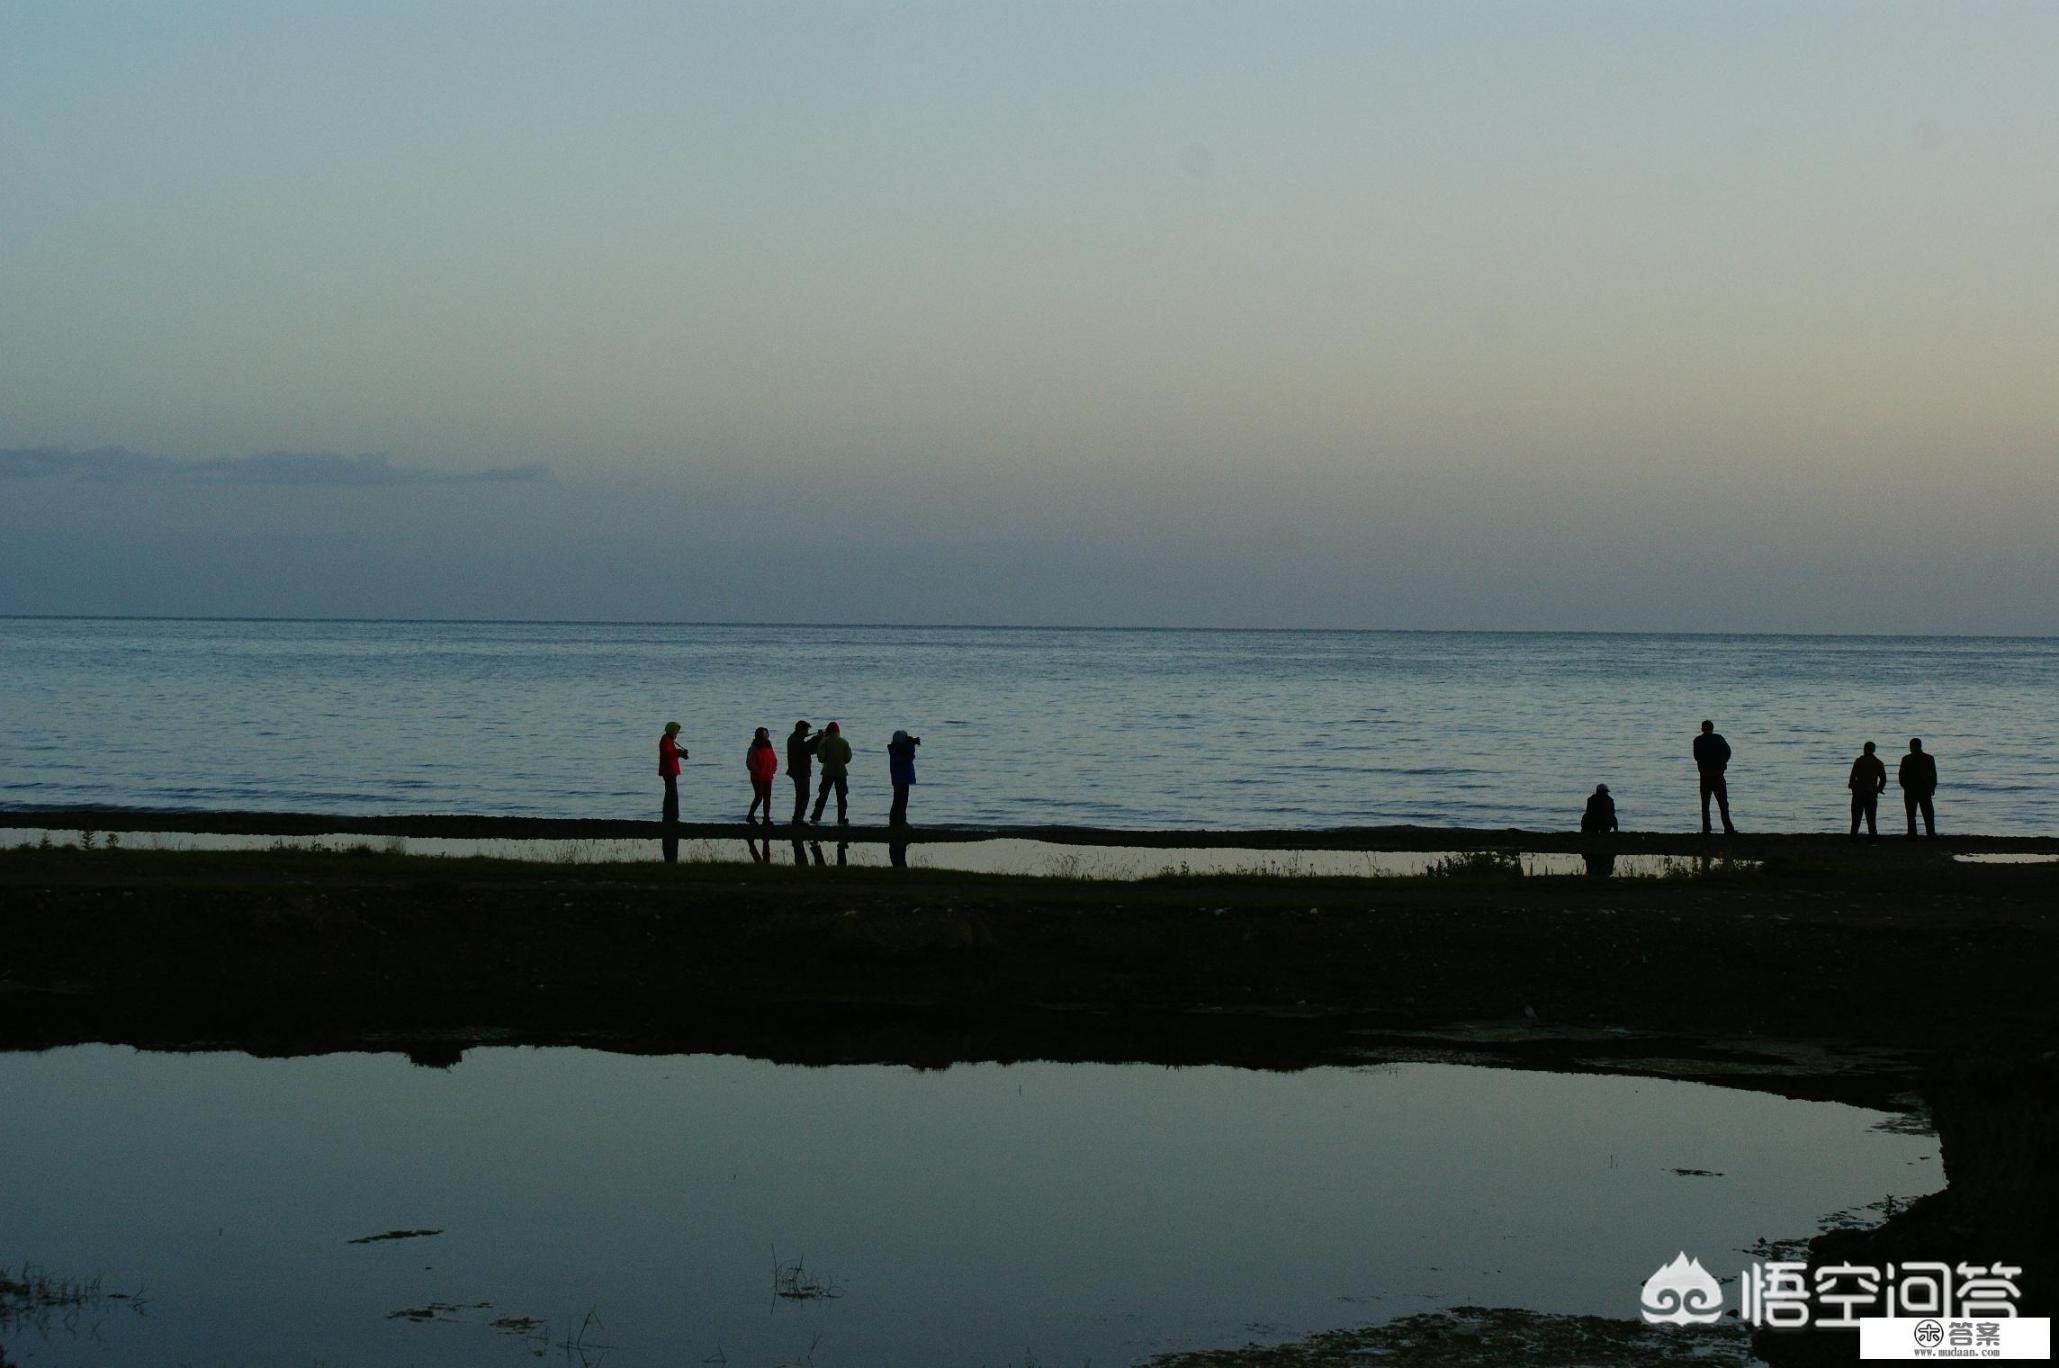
[3, 2, 2055, 631]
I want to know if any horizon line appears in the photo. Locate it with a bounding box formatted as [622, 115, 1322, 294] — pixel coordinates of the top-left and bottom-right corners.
[1, 613, 2053, 642]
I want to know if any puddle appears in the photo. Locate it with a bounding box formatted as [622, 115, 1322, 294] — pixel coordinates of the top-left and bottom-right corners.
[0, 1046, 1937, 1367]
[1, 828, 1753, 879]
[1952, 852, 2059, 865]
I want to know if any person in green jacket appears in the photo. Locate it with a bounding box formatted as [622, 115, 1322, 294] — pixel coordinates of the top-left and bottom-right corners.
[810, 721, 854, 825]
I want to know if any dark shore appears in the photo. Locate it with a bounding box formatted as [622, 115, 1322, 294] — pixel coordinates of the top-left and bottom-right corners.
[2, 829, 2052, 1363]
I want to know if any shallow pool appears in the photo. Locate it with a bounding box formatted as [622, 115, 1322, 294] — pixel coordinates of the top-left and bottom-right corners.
[0, 1046, 1935, 1366]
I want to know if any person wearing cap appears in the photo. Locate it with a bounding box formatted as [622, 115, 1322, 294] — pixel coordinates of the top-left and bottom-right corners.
[658, 722, 689, 827]
[746, 727, 779, 826]
[888, 729, 921, 827]
[786, 720, 821, 825]
[810, 721, 854, 825]
[1580, 783, 1617, 834]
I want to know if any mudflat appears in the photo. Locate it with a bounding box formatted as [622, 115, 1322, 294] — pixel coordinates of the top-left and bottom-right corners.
[2, 838, 2051, 1058]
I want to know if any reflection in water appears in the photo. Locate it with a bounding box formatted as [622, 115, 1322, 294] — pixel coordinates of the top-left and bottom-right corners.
[0, 1047, 1938, 1368]
[4, 829, 1768, 881]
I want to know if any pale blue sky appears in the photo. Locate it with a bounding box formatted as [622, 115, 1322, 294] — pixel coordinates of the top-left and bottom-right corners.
[4, 2, 2055, 629]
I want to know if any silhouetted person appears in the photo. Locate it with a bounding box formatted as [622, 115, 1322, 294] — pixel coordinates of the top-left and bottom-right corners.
[786, 721, 820, 825]
[889, 838, 909, 868]
[746, 727, 778, 825]
[811, 721, 853, 825]
[658, 721, 688, 863]
[746, 835, 771, 864]
[1899, 738, 1938, 839]
[888, 729, 920, 826]
[1583, 849, 1617, 879]
[1693, 720, 1736, 835]
[1581, 783, 1618, 834]
[1848, 741, 1886, 842]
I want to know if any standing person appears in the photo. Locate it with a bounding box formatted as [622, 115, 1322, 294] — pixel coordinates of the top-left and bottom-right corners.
[1899, 737, 1939, 840]
[1581, 783, 1617, 834]
[785, 721, 820, 825]
[746, 727, 778, 826]
[658, 722, 688, 864]
[888, 730, 921, 827]
[1693, 720, 1737, 835]
[1848, 741, 1886, 842]
[810, 721, 853, 825]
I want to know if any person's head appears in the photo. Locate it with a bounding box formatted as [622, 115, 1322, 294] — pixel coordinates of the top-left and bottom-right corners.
[754, 727, 769, 741]
[664, 721, 681, 736]
[1595, 783, 1609, 796]
[1909, 737, 1923, 752]
[1700, 720, 1714, 734]
[793, 720, 810, 735]
[1862, 741, 1876, 755]
[892, 729, 908, 745]
[826, 721, 840, 734]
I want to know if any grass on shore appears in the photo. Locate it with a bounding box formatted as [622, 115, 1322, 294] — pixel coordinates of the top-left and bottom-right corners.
[4, 827, 2033, 901]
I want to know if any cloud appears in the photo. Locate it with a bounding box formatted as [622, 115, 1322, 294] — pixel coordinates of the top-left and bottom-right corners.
[0, 446, 551, 486]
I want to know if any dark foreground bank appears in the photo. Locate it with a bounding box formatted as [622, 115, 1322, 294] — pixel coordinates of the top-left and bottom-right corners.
[2, 840, 2052, 1363]
[5, 838, 2053, 1049]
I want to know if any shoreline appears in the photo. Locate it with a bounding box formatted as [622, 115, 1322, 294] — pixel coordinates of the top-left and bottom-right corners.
[6, 805, 2057, 854]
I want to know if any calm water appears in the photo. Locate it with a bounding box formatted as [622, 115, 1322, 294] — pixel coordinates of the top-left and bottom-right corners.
[2, 618, 2054, 833]
[0, 1047, 1937, 1367]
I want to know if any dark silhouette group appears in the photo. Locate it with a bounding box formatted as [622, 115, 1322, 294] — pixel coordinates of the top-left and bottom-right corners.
[669, 714, 1950, 862]
[1581, 722, 1943, 847]
[1852, 736, 1943, 841]
[657, 720, 920, 846]
[1837, 734, 1943, 841]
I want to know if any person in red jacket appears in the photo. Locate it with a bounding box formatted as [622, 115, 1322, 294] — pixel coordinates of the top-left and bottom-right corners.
[745, 727, 779, 826]
[658, 725, 691, 865]
[659, 722, 688, 825]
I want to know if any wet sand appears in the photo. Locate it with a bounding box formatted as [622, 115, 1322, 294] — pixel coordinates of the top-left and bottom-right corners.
[7, 803, 2059, 854]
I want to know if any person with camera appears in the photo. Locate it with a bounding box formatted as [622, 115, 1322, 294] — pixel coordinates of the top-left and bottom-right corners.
[888, 729, 921, 827]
